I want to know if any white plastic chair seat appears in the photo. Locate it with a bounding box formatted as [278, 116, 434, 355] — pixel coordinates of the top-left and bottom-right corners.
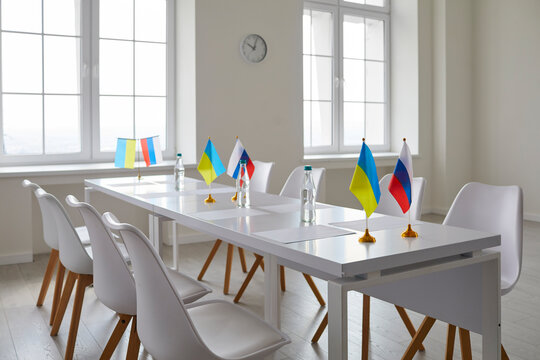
[187, 300, 289, 359]
[85, 242, 131, 262]
[167, 269, 211, 304]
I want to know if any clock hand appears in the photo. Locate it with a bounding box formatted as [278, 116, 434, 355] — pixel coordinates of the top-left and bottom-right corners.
[246, 42, 255, 50]
[253, 37, 258, 50]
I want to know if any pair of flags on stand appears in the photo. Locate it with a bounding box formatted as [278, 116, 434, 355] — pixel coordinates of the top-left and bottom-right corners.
[350, 139, 413, 217]
[197, 137, 255, 185]
[114, 136, 163, 169]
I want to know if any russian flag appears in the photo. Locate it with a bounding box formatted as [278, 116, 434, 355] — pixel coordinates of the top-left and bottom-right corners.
[227, 138, 255, 179]
[388, 140, 413, 213]
[140, 136, 163, 167]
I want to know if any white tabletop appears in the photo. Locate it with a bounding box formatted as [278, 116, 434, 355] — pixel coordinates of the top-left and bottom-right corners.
[85, 175, 501, 280]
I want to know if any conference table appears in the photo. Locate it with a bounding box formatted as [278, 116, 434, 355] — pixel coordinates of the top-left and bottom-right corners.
[84, 175, 502, 359]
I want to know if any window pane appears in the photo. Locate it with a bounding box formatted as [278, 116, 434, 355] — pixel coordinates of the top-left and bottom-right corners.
[135, 0, 166, 42]
[366, 103, 384, 145]
[1, 0, 41, 33]
[365, 61, 384, 102]
[135, 42, 166, 96]
[2, 94, 42, 154]
[100, 96, 134, 151]
[135, 97, 166, 149]
[343, 59, 364, 102]
[343, 15, 364, 59]
[100, 39, 133, 95]
[100, 0, 133, 40]
[303, 101, 311, 148]
[44, 95, 80, 153]
[366, 18, 384, 61]
[302, 10, 311, 55]
[366, 0, 385, 7]
[303, 55, 311, 100]
[44, 0, 80, 36]
[311, 10, 332, 56]
[343, 102, 365, 146]
[44, 36, 80, 94]
[311, 56, 332, 101]
[311, 101, 332, 147]
[1, 33, 42, 93]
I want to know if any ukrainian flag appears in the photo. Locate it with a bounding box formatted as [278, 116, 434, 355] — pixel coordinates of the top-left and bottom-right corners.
[350, 141, 380, 217]
[114, 138, 136, 169]
[197, 138, 226, 185]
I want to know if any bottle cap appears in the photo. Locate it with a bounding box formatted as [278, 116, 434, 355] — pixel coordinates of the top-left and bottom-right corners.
[177, 153, 182, 157]
[304, 165, 312, 171]
[240, 159, 247, 164]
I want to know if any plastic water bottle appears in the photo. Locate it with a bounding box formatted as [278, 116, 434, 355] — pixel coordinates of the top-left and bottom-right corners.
[301, 165, 316, 223]
[237, 159, 250, 208]
[174, 153, 185, 191]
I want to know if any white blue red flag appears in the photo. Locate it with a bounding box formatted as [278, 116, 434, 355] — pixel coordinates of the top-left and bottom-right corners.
[388, 140, 413, 213]
[227, 138, 255, 179]
[140, 136, 163, 167]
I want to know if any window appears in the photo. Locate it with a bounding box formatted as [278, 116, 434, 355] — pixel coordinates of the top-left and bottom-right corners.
[303, 0, 389, 155]
[0, 0, 174, 164]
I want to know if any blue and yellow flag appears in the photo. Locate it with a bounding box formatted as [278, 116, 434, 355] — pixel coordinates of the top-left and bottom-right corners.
[114, 138, 136, 169]
[350, 140, 380, 217]
[197, 138, 226, 185]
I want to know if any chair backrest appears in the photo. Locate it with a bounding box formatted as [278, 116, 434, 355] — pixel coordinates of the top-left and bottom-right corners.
[443, 182, 523, 293]
[279, 166, 326, 200]
[66, 196, 136, 316]
[102, 213, 216, 360]
[23, 179, 59, 250]
[376, 174, 427, 220]
[250, 160, 275, 193]
[35, 189, 93, 275]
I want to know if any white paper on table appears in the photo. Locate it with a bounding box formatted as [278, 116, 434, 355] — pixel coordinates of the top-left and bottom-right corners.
[135, 186, 233, 199]
[331, 216, 415, 232]
[254, 225, 354, 244]
[258, 203, 332, 214]
[191, 208, 268, 221]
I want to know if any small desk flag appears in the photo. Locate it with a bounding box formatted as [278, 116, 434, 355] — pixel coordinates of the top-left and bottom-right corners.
[197, 138, 226, 185]
[140, 136, 163, 167]
[388, 139, 413, 213]
[114, 138, 136, 169]
[350, 140, 380, 217]
[227, 138, 255, 179]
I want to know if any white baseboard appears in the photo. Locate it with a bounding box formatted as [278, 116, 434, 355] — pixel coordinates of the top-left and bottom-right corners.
[0, 252, 33, 265]
[524, 212, 540, 222]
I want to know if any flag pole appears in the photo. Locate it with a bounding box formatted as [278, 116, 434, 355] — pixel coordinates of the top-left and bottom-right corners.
[137, 138, 141, 181]
[231, 135, 239, 202]
[400, 139, 418, 238]
[205, 137, 216, 203]
[358, 138, 376, 243]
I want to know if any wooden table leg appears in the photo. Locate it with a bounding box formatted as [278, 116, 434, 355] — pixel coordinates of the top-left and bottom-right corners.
[446, 324, 456, 359]
[459, 328, 472, 360]
[395, 305, 426, 351]
[223, 244, 234, 294]
[238, 247, 247, 273]
[303, 273, 326, 306]
[234, 254, 264, 303]
[402, 316, 436, 360]
[311, 312, 328, 343]
[197, 239, 222, 281]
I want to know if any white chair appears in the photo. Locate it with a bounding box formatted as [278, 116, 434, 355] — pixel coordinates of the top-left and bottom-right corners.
[233, 166, 327, 306]
[402, 182, 523, 360]
[66, 196, 211, 359]
[197, 160, 275, 295]
[103, 213, 290, 360]
[22, 180, 92, 326]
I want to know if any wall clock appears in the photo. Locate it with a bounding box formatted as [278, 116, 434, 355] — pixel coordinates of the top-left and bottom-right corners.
[240, 34, 267, 63]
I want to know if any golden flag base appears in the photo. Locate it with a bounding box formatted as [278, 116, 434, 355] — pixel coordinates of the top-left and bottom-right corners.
[204, 194, 216, 203]
[359, 228, 376, 243]
[231, 192, 238, 202]
[401, 224, 418, 238]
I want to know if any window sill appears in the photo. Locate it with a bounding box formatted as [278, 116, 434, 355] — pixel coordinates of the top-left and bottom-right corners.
[304, 152, 419, 169]
[0, 160, 196, 178]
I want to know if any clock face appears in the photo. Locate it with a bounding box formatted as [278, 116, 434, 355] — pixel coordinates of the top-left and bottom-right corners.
[241, 34, 267, 63]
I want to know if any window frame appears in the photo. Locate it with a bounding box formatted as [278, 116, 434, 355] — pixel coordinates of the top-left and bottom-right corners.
[0, 0, 175, 165]
[304, 0, 390, 155]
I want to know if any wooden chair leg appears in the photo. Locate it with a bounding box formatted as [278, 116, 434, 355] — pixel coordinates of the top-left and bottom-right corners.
[280, 266, 286, 291]
[311, 312, 328, 343]
[302, 273, 326, 306]
[50, 261, 65, 325]
[238, 247, 247, 273]
[234, 254, 264, 303]
[362, 295, 370, 360]
[64, 274, 93, 360]
[126, 316, 141, 360]
[197, 239, 222, 281]
[100, 314, 132, 360]
[395, 305, 426, 351]
[223, 243, 234, 294]
[445, 324, 456, 360]
[458, 328, 472, 360]
[51, 270, 77, 335]
[402, 316, 436, 360]
[502, 344, 509, 360]
[36, 249, 58, 307]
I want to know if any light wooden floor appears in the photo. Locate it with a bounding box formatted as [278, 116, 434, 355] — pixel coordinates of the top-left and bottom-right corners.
[1, 214, 539, 359]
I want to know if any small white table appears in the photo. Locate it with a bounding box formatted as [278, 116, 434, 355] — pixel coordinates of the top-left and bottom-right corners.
[85, 175, 502, 359]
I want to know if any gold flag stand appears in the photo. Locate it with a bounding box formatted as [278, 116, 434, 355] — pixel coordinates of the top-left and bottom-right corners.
[231, 192, 238, 202]
[205, 175, 216, 203]
[401, 210, 418, 237]
[359, 216, 376, 243]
